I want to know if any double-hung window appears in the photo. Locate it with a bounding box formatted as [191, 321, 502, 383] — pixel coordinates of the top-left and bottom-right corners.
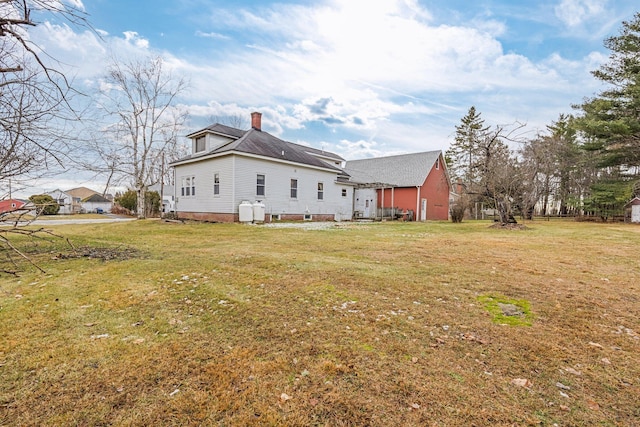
[213, 173, 220, 195]
[290, 179, 298, 198]
[195, 136, 206, 152]
[317, 182, 324, 200]
[256, 174, 266, 196]
[181, 176, 196, 197]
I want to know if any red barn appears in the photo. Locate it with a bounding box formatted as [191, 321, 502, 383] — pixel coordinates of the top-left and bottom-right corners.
[345, 151, 451, 221]
[0, 198, 26, 214]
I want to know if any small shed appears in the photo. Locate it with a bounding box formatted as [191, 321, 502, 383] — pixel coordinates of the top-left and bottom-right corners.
[625, 197, 640, 223]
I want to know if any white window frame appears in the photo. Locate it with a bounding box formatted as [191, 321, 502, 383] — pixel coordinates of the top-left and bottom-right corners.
[213, 172, 220, 196]
[181, 176, 196, 197]
[290, 178, 298, 199]
[256, 174, 266, 196]
[195, 136, 206, 152]
[317, 182, 324, 200]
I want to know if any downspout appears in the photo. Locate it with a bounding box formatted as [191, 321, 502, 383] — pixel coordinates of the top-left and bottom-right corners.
[173, 166, 178, 217]
[391, 187, 395, 220]
[232, 156, 236, 220]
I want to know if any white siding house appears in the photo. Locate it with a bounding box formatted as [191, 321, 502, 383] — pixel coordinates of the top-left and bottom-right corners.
[46, 189, 75, 215]
[171, 112, 354, 222]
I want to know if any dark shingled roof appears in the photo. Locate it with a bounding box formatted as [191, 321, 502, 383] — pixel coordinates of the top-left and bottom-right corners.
[344, 151, 443, 187]
[173, 124, 343, 172]
[186, 123, 246, 139]
[83, 193, 111, 203]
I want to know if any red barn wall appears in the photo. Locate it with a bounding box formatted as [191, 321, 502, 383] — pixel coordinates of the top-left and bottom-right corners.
[420, 162, 450, 220]
[376, 156, 450, 221]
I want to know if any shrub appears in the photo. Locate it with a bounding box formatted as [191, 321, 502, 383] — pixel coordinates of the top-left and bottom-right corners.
[450, 199, 467, 223]
[28, 194, 60, 215]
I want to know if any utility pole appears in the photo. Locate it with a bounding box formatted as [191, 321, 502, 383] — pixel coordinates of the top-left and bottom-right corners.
[160, 152, 165, 219]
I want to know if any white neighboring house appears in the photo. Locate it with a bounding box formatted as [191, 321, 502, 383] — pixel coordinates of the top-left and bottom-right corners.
[170, 112, 354, 222]
[148, 183, 176, 213]
[81, 194, 113, 213]
[45, 189, 75, 214]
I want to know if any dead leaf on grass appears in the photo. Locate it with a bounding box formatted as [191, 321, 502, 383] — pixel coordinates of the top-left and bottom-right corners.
[588, 341, 603, 348]
[564, 367, 582, 376]
[280, 393, 292, 402]
[586, 398, 600, 411]
[511, 378, 532, 388]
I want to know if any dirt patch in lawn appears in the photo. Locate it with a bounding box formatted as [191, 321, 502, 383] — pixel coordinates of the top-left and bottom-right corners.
[54, 245, 143, 261]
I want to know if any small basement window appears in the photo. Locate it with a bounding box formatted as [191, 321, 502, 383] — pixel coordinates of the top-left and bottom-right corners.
[304, 214, 312, 221]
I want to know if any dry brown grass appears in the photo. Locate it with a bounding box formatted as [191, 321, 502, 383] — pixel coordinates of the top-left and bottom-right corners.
[1, 219, 639, 426]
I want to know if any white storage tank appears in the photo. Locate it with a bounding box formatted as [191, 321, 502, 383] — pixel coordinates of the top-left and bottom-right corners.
[252, 201, 265, 223]
[239, 200, 253, 223]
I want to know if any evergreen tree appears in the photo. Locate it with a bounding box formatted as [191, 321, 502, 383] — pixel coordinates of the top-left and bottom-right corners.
[28, 194, 60, 215]
[446, 106, 490, 186]
[576, 13, 640, 169]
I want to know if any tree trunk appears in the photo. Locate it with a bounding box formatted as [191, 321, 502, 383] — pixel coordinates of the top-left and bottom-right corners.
[136, 187, 146, 219]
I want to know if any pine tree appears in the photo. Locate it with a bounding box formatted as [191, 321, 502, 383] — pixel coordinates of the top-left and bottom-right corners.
[446, 106, 490, 186]
[576, 13, 640, 169]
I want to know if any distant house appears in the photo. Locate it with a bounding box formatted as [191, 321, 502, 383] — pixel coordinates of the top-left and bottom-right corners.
[0, 198, 27, 214]
[148, 183, 176, 213]
[344, 151, 451, 221]
[45, 189, 76, 214]
[66, 187, 113, 213]
[625, 197, 640, 223]
[82, 194, 112, 213]
[170, 112, 450, 223]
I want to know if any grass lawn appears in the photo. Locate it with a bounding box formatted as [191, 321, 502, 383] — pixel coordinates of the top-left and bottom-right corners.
[1, 220, 639, 426]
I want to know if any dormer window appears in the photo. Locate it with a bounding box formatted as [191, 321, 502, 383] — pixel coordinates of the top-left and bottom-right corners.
[195, 136, 206, 152]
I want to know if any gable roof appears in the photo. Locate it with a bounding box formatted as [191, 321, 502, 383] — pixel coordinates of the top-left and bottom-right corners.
[187, 123, 246, 139]
[344, 151, 443, 187]
[66, 187, 100, 200]
[173, 124, 344, 172]
[625, 196, 640, 207]
[83, 193, 112, 203]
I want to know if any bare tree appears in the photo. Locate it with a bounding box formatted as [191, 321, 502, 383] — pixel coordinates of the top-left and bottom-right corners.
[1, 0, 88, 78]
[94, 55, 188, 218]
[0, 64, 74, 185]
[1, 0, 91, 192]
[209, 113, 250, 129]
[463, 123, 528, 224]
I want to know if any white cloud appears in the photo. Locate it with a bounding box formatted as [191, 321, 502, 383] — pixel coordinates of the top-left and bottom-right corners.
[194, 30, 229, 40]
[123, 31, 149, 49]
[165, 0, 612, 157]
[23, 0, 614, 163]
[554, 0, 606, 27]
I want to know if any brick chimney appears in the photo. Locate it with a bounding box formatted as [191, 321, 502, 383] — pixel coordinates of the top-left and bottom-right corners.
[251, 112, 262, 131]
